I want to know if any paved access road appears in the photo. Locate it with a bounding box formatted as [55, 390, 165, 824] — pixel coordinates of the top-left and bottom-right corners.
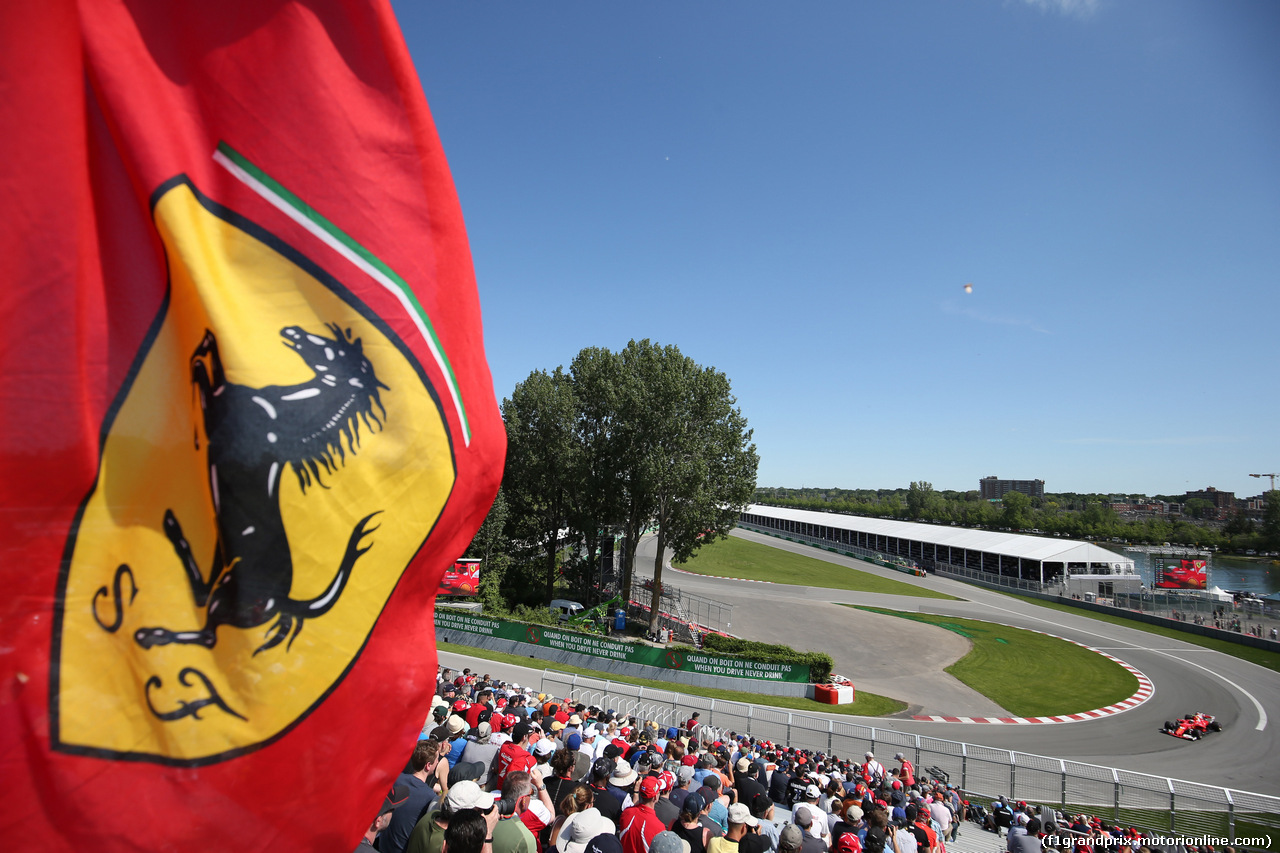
[640, 529, 1280, 796]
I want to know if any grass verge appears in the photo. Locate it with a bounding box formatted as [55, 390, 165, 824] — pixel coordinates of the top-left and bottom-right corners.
[990, 590, 1280, 675]
[436, 640, 908, 717]
[676, 535, 957, 600]
[847, 606, 1138, 717]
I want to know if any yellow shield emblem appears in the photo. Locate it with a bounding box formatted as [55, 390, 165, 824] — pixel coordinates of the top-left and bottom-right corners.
[51, 177, 455, 764]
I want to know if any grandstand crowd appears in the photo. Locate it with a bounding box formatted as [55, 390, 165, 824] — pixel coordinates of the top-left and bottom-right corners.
[355, 668, 1244, 853]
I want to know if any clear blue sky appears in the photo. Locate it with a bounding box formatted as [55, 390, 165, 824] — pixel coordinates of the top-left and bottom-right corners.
[391, 0, 1279, 498]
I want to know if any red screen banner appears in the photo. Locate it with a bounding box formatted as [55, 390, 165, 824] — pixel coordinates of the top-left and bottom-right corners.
[441, 559, 483, 597]
[0, 2, 504, 849]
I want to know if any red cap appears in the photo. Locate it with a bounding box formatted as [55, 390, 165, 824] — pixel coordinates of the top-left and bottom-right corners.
[453, 699, 468, 712]
[682, 755, 698, 766]
[638, 776, 661, 799]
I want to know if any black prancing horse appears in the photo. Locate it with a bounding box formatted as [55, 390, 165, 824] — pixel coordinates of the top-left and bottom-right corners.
[134, 324, 389, 655]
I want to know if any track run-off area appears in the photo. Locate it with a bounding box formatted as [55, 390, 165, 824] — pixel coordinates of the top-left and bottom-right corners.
[647, 527, 1280, 797]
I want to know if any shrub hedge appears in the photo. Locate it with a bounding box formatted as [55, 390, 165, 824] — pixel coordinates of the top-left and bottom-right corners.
[701, 635, 834, 682]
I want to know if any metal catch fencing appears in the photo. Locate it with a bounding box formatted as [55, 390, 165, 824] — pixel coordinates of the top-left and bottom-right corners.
[539, 669, 1280, 845]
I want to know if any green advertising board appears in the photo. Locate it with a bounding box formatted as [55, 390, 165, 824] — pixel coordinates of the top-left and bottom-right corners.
[435, 608, 808, 683]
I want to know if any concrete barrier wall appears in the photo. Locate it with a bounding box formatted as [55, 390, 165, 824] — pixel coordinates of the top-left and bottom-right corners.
[435, 626, 811, 698]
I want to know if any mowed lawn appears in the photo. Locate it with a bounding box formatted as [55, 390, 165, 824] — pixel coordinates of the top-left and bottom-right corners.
[676, 534, 957, 600]
[850, 606, 1140, 717]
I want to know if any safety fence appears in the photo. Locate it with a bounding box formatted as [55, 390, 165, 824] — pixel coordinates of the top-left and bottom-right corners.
[539, 669, 1280, 846]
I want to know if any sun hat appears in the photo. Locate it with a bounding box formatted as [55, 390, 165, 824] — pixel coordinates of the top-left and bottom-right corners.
[446, 715, 467, 737]
[609, 760, 639, 788]
[444, 780, 496, 811]
[557, 808, 615, 853]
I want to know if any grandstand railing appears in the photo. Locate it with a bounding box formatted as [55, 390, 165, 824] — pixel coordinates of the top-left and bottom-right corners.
[539, 669, 1280, 845]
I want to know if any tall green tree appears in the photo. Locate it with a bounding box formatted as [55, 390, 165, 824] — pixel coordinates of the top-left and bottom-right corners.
[616, 340, 759, 631]
[1000, 490, 1031, 529]
[501, 368, 578, 605]
[567, 347, 629, 598]
[906, 481, 936, 520]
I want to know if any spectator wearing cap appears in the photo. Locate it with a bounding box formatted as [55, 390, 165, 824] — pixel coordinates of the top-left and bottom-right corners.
[585, 758, 622, 824]
[768, 761, 792, 808]
[653, 770, 680, 829]
[791, 809, 827, 853]
[706, 802, 759, 853]
[1006, 817, 1041, 853]
[793, 786, 829, 848]
[383, 741, 447, 853]
[445, 715, 472, 769]
[903, 805, 936, 853]
[692, 756, 715, 788]
[357, 783, 411, 852]
[579, 726, 602, 764]
[747, 792, 779, 851]
[620, 775, 667, 853]
[425, 704, 452, 742]
[891, 754, 914, 789]
[733, 758, 768, 809]
[459, 724, 501, 787]
[925, 794, 951, 844]
[493, 724, 539, 792]
[859, 754, 884, 788]
[778, 825, 803, 853]
[533, 736, 560, 783]
[407, 780, 498, 853]
[692, 789, 726, 842]
[672, 792, 711, 853]
[700, 776, 729, 833]
[670, 765, 695, 812]
[1004, 812, 1029, 852]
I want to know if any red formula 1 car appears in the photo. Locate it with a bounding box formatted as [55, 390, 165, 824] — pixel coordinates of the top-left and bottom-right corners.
[1160, 712, 1222, 740]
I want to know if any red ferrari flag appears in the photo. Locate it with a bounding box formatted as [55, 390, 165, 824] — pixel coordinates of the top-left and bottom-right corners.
[0, 2, 504, 849]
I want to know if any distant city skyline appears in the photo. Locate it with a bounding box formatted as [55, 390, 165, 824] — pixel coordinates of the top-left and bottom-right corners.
[754, 479, 1266, 499]
[393, 1, 1278, 501]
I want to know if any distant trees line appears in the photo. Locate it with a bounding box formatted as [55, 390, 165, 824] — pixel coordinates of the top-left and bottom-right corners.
[755, 483, 1280, 552]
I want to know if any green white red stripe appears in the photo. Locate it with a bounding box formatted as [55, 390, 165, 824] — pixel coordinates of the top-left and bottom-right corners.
[213, 141, 472, 446]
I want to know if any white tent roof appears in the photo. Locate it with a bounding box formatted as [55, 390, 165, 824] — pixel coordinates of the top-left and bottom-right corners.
[744, 504, 1133, 568]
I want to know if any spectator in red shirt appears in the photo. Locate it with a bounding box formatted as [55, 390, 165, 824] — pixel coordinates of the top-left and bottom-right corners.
[892, 753, 914, 788]
[494, 723, 539, 792]
[620, 776, 667, 853]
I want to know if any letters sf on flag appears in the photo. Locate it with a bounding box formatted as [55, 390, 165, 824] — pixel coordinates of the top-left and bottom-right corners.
[0, 1, 503, 848]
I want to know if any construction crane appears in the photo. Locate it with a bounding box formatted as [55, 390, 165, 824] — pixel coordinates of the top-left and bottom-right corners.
[1250, 473, 1279, 491]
